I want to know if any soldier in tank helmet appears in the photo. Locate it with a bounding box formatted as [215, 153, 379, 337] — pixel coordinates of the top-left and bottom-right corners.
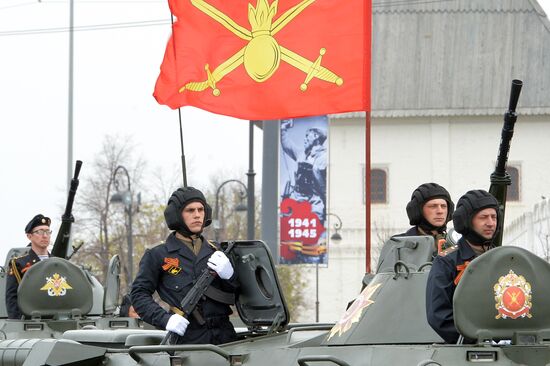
[5, 214, 52, 319]
[397, 182, 455, 254]
[426, 189, 499, 343]
[131, 186, 238, 344]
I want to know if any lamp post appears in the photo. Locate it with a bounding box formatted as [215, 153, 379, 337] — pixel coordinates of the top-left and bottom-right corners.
[315, 213, 343, 322]
[66, 0, 75, 192]
[214, 179, 248, 242]
[110, 165, 138, 290]
[328, 213, 343, 241]
[247, 122, 257, 240]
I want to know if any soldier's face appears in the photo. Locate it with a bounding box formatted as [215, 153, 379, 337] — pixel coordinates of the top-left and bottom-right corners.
[422, 198, 448, 227]
[304, 131, 318, 149]
[471, 208, 497, 240]
[26, 224, 51, 251]
[182, 202, 205, 233]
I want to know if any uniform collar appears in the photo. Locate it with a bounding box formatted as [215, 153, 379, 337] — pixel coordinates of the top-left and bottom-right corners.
[165, 232, 216, 261]
[457, 238, 477, 261]
[165, 232, 195, 258]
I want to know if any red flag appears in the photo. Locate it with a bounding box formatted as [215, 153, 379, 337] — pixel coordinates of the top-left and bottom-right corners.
[154, 0, 371, 120]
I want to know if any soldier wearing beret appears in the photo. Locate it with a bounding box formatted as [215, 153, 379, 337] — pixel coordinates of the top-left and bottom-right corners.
[5, 214, 52, 319]
[131, 187, 239, 345]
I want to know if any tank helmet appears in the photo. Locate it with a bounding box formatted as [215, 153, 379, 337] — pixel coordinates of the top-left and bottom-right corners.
[164, 187, 212, 236]
[406, 183, 454, 226]
[452, 189, 499, 244]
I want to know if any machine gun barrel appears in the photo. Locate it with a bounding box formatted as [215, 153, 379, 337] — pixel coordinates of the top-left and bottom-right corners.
[51, 160, 83, 258]
[161, 241, 235, 345]
[489, 80, 522, 247]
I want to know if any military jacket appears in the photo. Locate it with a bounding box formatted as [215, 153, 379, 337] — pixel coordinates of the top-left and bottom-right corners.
[5, 248, 46, 319]
[425, 238, 476, 343]
[131, 233, 239, 332]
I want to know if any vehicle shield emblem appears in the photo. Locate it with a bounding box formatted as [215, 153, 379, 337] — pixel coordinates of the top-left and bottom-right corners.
[40, 273, 73, 297]
[494, 270, 532, 320]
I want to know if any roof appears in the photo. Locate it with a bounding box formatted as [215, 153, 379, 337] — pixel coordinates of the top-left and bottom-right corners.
[336, 0, 550, 119]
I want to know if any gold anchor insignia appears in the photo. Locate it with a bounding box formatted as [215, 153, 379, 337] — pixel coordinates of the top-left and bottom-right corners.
[40, 273, 73, 297]
[179, 0, 344, 96]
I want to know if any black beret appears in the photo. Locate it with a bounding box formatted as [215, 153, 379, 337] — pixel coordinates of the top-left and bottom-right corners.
[25, 214, 51, 233]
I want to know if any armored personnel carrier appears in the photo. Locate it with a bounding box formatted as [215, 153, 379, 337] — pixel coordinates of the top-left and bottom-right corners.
[1, 237, 549, 366]
[0, 249, 152, 340]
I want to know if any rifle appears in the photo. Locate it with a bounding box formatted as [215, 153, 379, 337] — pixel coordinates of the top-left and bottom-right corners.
[51, 160, 83, 258]
[489, 80, 523, 247]
[160, 241, 236, 345]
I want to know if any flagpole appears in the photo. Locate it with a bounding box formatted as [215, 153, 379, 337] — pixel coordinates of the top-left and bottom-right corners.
[364, 0, 372, 273]
[178, 108, 187, 187]
[169, 12, 188, 188]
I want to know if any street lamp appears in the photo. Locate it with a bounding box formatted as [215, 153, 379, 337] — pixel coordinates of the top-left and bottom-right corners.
[110, 165, 139, 291]
[214, 179, 248, 241]
[328, 213, 343, 241]
[315, 212, 344, 322]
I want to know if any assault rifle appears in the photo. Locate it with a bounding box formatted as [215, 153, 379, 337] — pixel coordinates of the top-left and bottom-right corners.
[489, 80, 523, 247]
[161, 241, 236, 345]
[51, 160, 83, 258]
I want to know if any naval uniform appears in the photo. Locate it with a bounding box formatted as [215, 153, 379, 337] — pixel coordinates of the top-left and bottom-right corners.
[425, 238, 476, 343]
[5, 248, 48, 319]
[131, 233, 238, 344]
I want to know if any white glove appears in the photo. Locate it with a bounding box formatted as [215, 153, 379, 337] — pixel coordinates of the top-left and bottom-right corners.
[166, 314, 189, 336]
[207, 251, 234, 280]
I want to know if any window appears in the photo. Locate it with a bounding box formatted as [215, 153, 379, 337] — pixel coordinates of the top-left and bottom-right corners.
[364, 167, 387, 204]
[506, 165, 520, 201]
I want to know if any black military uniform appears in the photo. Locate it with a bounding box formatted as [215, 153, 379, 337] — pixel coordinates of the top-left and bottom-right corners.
[425, 238, 476, 343]
[5, 214, 51, 319]
[425, 190, 498, 343]
[131, 187, 238, 345]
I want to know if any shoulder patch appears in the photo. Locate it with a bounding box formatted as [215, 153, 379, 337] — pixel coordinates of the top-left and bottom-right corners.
[12, 253, 29, 260]
[438, 245, 458, 257]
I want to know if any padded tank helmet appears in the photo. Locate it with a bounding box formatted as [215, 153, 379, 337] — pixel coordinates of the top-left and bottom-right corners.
[406, 183, 454, 226]
[452, 189, 499, 243]
[164, 187, 212, 235]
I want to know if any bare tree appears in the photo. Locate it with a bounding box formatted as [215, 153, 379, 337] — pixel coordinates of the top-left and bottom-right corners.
[72, 135, 147, 288]
[275, 265, 307, 321]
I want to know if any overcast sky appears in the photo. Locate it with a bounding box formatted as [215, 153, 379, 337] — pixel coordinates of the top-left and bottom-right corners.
[0, 0, 265, 261]
[1, 0, 549, 262]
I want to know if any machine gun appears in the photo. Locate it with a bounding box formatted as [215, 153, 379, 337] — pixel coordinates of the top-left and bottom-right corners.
[489, 80, 523, 247]
[161, 241, 235, 345]
[51, 160, 83, 258]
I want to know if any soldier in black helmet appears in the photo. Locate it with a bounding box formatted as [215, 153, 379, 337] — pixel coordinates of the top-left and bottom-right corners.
[131, 187, 238, 344]
[5, 214, 52, 319]
[397, 183, 455, 254]
[426, 189, 499, 343]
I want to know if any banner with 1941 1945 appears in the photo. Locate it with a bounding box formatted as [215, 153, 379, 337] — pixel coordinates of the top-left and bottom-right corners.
[279, 116, 328, 265]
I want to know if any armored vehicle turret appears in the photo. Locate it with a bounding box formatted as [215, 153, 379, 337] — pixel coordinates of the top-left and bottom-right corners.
[0, 249, 151, 340]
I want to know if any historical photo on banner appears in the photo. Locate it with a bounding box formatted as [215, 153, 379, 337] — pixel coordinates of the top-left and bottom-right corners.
[279, 116, 328, 265]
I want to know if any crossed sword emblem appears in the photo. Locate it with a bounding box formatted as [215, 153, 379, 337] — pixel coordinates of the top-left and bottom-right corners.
[180, 0, 344, 96]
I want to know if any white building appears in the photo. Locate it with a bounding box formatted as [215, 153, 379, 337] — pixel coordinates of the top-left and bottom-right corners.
[298, 0, 550, 322]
